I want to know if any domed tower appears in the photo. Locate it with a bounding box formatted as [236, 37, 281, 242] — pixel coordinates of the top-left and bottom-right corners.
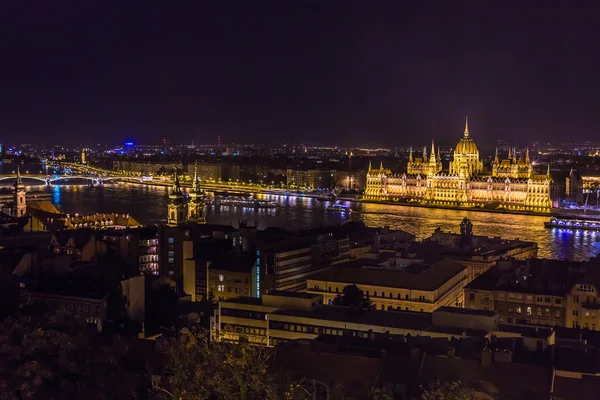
[12, 166, 26, 218]
[167, 172, 187, 226]
[449, 117, 483, 177]
[187, 161, 206, 224]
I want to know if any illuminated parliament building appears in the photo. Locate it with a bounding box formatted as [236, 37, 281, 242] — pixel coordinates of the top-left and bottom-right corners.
[365, 118, 552, 213]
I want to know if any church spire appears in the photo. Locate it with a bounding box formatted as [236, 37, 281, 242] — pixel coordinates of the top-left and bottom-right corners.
[525, 148, 530, 164]
[437, 146, 441, 163]
[15, 165, 23, 186]
[12, 165, 26, 218]
[430, 140, 436, 163]
[547, 162, 551, 177]
[422, 146, 427, 163]
[512, 148, 517, 164]
[368, 160, 372, 174]
[409, 146, 413, 163]
[464, 116, 469, 137]
[494, 148, 499, 164]
[379, 161, 384, 171]
[192, 161, 200, 193]
[171, 171, 181, 195]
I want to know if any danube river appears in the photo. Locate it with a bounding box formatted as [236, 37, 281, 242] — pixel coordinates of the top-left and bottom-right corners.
[7, 180, 599, 262]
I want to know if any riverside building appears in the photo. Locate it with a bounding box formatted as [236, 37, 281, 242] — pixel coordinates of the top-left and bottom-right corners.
[364, 118, 552, 213]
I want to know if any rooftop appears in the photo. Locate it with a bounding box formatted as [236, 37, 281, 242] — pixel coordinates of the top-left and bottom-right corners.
[309, 258, 467, 291]
[271, 305, 434, 331]
[221, 296, 264, 306]
[435, 306, 497, 317]
[464, 258, 587, 296]
[210, 254, 255, 273]
[415, 228, 538, 259]
[497, 323, 555, 339]
[267, 290, 321, 299]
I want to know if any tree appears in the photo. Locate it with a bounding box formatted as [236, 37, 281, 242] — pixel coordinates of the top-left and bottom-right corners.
[0, 307, 140, 399]
[333, 284, 372, 310]
[368, 387, 393, 400]
[152, 329, 282, 400]
[419, 380, 473, 400]
[0, 271, 19, 320]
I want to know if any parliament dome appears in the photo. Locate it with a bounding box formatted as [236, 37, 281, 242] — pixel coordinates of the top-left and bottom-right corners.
[454, 117, 479, 155]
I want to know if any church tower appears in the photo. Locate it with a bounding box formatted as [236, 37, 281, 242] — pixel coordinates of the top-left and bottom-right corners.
[12, 166, 26, 218]
[167, 172, 187, 226]
[187, 161, 206, 224]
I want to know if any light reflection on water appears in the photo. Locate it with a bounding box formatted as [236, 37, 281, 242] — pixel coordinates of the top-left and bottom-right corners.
[1, 182, 598, 261]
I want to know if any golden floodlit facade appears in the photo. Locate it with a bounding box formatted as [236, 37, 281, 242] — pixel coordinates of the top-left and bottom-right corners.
[365, 118, 552, 213]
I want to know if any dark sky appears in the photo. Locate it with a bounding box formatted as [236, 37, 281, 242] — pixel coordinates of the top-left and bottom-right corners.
[1, 1, 599, 147]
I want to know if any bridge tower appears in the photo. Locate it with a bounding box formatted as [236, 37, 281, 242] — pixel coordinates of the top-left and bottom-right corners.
[188, 161, 206, 224]
[12, 166, 26, 218]
[167, 172, 187, 226]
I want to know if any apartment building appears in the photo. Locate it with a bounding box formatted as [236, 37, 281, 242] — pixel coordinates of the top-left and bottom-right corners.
[464, 258, 600, 329]
[259, 232, 350, 292]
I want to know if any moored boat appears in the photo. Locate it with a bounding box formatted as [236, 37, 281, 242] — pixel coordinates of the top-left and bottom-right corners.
[544, 217, 600, 231]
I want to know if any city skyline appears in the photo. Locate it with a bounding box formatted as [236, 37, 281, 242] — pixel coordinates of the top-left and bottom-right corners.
[1, 2, 599, 146]
[2, 3, 600, 398]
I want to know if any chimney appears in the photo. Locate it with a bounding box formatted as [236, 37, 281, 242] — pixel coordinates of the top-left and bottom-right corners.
[373, 231, 381, 254]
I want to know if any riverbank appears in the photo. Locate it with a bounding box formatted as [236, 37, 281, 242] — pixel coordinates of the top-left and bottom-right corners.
[120, 179, 556, 218]
[354, 198, 553, 217]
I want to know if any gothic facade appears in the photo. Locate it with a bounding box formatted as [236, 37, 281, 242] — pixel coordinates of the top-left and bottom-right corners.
[364, 118, 552, 213]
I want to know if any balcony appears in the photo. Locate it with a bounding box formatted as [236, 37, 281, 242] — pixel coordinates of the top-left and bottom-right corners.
[582, 301, 600, 310]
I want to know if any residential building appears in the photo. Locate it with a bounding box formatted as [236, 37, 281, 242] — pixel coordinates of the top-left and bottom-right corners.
[20, 291, 108, 328]
[463, 258, 583, 326]
[566, 258, 600, 330]
[188, 162, 221, 182]
[102, 227, 159, 276]
[286, 168, 335, 189]
[113, 160, 183, 175]
[160, 223, 241, 279]
[49, 231, 107, 262]
[207, 254, 272, 301]
[258, 230, 350, 292]
[25, 200, 142, 231]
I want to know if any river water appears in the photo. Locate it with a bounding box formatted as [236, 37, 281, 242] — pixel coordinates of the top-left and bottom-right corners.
[5, 178, 598, 262]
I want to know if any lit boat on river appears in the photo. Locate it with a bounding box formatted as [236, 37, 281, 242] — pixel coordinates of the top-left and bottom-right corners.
[216, 197, 279, 209]
[327, 203, 352, 214]
[544, 217, 600, 231]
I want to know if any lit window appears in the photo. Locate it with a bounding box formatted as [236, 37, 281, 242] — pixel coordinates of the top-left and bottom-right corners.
[217, 285, 224, 292]
[516, 306, 521, 314]
[219, 274, 224, 282]
[168, 237, 174, 244]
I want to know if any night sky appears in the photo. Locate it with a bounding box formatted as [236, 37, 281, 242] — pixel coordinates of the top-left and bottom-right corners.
[1, 1, 599, 146]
